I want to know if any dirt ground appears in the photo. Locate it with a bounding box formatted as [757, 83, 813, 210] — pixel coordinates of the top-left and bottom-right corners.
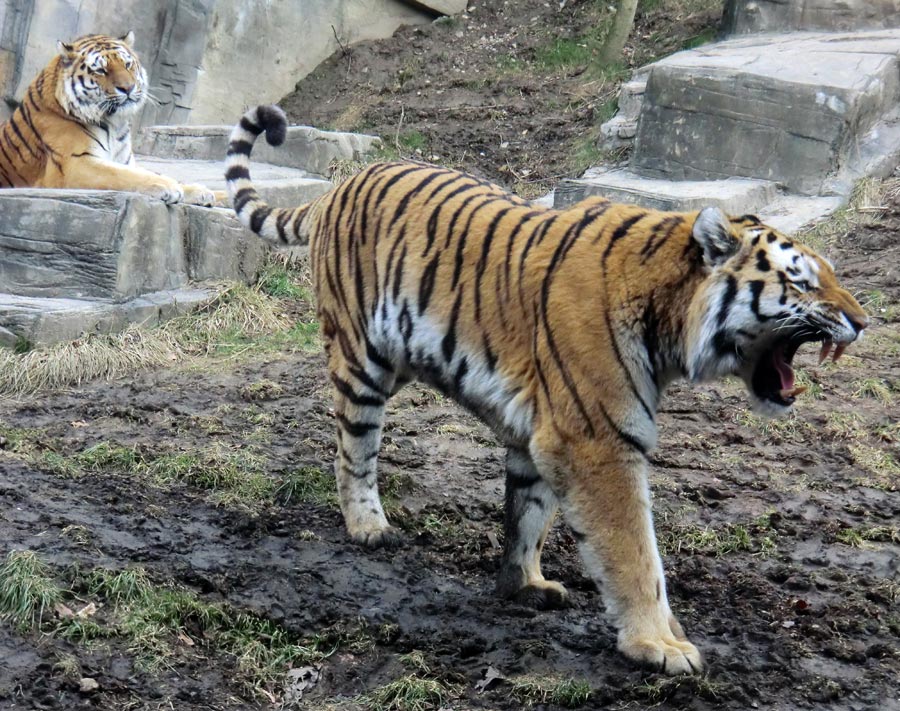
[281, 0, 722, 194]
[0, 194, 898, 709]
[2, 0, 899, 708]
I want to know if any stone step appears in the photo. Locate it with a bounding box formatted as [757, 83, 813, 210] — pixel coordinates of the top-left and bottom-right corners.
[136, 125, 381, 177]
[554, 169, 778, 214]
[552, 169, 842, 234]
[138, 156, 333, 208]
[631, 30, 900, 195]
[723, 0, 900, 35]
[0, 289, 211, 347]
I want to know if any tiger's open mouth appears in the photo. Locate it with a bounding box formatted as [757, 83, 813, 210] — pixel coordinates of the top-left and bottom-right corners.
[750, 329, 849, 407]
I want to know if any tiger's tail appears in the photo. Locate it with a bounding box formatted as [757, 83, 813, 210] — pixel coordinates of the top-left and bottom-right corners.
[225, 105, 312, 246]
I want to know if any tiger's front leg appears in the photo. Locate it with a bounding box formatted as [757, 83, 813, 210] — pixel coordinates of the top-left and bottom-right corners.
[531, 432, 703, 675]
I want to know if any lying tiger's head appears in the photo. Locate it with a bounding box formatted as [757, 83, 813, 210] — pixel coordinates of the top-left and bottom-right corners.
[686, 207, 868, 416]
[55, 31, 147, 125]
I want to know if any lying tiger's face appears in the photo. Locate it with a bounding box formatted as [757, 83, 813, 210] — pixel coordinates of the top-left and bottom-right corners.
[56, 31, 147, 125]
[688, 208, 868, 416]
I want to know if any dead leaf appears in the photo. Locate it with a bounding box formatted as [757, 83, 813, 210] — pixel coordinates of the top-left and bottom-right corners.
[283, 665, 321, 704]
[176, 631, 195, 647]
[70, 420, 89, 428]
[475, 665, 505, 693]
[486, 531, 501, 550]
[78, 677, 99, 693]
[54, 602, 75, 619]
[76, 602, 97, 618]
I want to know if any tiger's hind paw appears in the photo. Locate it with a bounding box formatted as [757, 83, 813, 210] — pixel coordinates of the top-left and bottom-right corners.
[618, 631, 703, 675]
[513, 581, 570, 610]
[351, 526, 402, 549]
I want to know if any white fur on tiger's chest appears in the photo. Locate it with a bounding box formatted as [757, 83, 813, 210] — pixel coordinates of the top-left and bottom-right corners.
[86, 122, 134, 166]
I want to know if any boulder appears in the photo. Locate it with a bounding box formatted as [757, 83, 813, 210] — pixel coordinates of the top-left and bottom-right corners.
[722, 0, 900, 35]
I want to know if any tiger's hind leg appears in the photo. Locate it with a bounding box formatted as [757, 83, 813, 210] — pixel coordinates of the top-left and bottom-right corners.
[496, 446, 568, 610]
[330, 361, 401, 549]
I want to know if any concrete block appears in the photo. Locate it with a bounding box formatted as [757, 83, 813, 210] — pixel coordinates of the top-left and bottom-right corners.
[135, 126, 381, 177]
[554, 169, 777, 214]
[723, 0, 900, 35]
[401, 0, 468, 15]
[631, 31, 900, 194]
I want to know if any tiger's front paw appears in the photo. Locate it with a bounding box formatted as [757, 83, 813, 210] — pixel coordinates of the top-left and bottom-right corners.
[145, 182, 184, 205]
[618, 619, 703, 675]
[182, 183, 216, 207]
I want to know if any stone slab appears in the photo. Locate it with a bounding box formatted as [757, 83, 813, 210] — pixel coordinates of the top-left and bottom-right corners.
[723, 0, 900, 35]
[137, 157, 334, 208]
[0, 289, 211, 347]
[400, 0, 468, 15]
[136, 126, 382, 177]
[631, 31, 900, 195]
[553, 169, 778, 213]
[0, 188, 268, 301]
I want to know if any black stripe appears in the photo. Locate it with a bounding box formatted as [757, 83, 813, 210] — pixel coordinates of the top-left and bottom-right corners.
[453, 357, 469, 394]
[240, 115, 263, 135]
[226, 139, 254, 156]
[442, 290, 464, 362]
[388, 169, 446, 227]
[452, 197, 496, 289]
[640, 216, 683, 263]
[225, 165, 250, 181]
[418, 254, 440, 314]
[335, 413, 379, 438]
[748, 280, 770, 322]
[601, 212, 646, 266]
[474, 207, 513, 320]
[717, 275, 738, 326]
[331, 375, 385, 406]
[232, 187, 256, 213]
[249, 206, 272, 234]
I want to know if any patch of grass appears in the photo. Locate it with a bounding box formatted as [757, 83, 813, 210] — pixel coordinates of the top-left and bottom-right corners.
[535, 38, 594, 70]
[0, 281, 304, 396]
[849, 443, 899, 491]
[794, 368, 824, 399]
[511, 675, 593, 708]
[681, 26, 717, 50]
[657, 516, 777, 557]
[631, 674, 727, 704]
[397, 130, 427, 153]
[836, 525, 900, 547]
[365, 674, 456, 711]
[257, 264, 306, 300]
[825, 411, 864, 440]
[277, 466, 338, 507]
[0, 550, 63, 630]
[852, 377, 893, 405]
[797, 177, 888, 254]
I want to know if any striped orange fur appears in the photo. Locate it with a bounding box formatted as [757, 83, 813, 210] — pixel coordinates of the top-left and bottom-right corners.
[226, 105, 867, 675]
[0, 32, 215, 205]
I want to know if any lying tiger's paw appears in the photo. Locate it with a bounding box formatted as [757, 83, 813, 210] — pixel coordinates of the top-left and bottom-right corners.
[182, 183, 216, 207]
[146, 182, 184, 205]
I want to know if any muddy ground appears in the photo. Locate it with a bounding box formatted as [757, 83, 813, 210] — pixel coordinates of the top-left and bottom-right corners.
[0, 195, 898, 710]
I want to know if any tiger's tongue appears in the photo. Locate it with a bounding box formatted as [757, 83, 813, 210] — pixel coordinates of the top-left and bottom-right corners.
[771, 343, 794, 390]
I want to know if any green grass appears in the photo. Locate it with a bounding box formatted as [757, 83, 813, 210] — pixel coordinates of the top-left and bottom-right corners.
[365, 674, 456, 711]
[852, 377, 894, 405]
[257, 264, 308, 300]
[657, 515, 777, 557]
[0, 550, 63, 630]
[836, 525, 900, 547]
[511, 675, 593, 708]
[277, 465, 338, 507]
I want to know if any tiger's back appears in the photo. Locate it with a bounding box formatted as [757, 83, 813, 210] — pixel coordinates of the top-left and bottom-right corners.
[226, 105, 867, 676]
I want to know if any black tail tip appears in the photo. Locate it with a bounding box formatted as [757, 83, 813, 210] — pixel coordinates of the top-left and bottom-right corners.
[256, 105, 287, 147]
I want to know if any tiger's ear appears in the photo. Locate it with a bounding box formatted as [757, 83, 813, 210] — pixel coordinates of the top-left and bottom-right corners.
[57, 40, 76, 58]
[692, 206, 740, 267]
[120, 30, 135, 46]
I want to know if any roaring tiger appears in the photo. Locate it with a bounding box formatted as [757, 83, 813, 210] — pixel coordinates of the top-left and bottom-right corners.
[226, 105, 867, 674]
[0, 32, 215, 205]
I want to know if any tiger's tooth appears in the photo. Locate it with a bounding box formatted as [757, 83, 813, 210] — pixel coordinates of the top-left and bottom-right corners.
[779, 385, 808, 400]
[818, 340, 833, 364]
[832, 342, 847, 362]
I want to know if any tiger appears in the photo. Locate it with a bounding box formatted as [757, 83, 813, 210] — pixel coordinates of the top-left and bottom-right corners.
[225, 105, 868, 675]
[0, 32, 216, 206]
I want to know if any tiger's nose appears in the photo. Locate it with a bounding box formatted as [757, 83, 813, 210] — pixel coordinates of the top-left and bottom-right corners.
[845, 311, 868, 335]
[116, 83, 135, 96]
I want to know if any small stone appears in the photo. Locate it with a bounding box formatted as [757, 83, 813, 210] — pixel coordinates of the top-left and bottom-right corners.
[79, 678, 99, 693]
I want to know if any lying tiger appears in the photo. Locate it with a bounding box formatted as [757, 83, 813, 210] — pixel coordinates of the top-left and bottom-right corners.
[226, 105, 867, 674]
[0, 32, 215, 206]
